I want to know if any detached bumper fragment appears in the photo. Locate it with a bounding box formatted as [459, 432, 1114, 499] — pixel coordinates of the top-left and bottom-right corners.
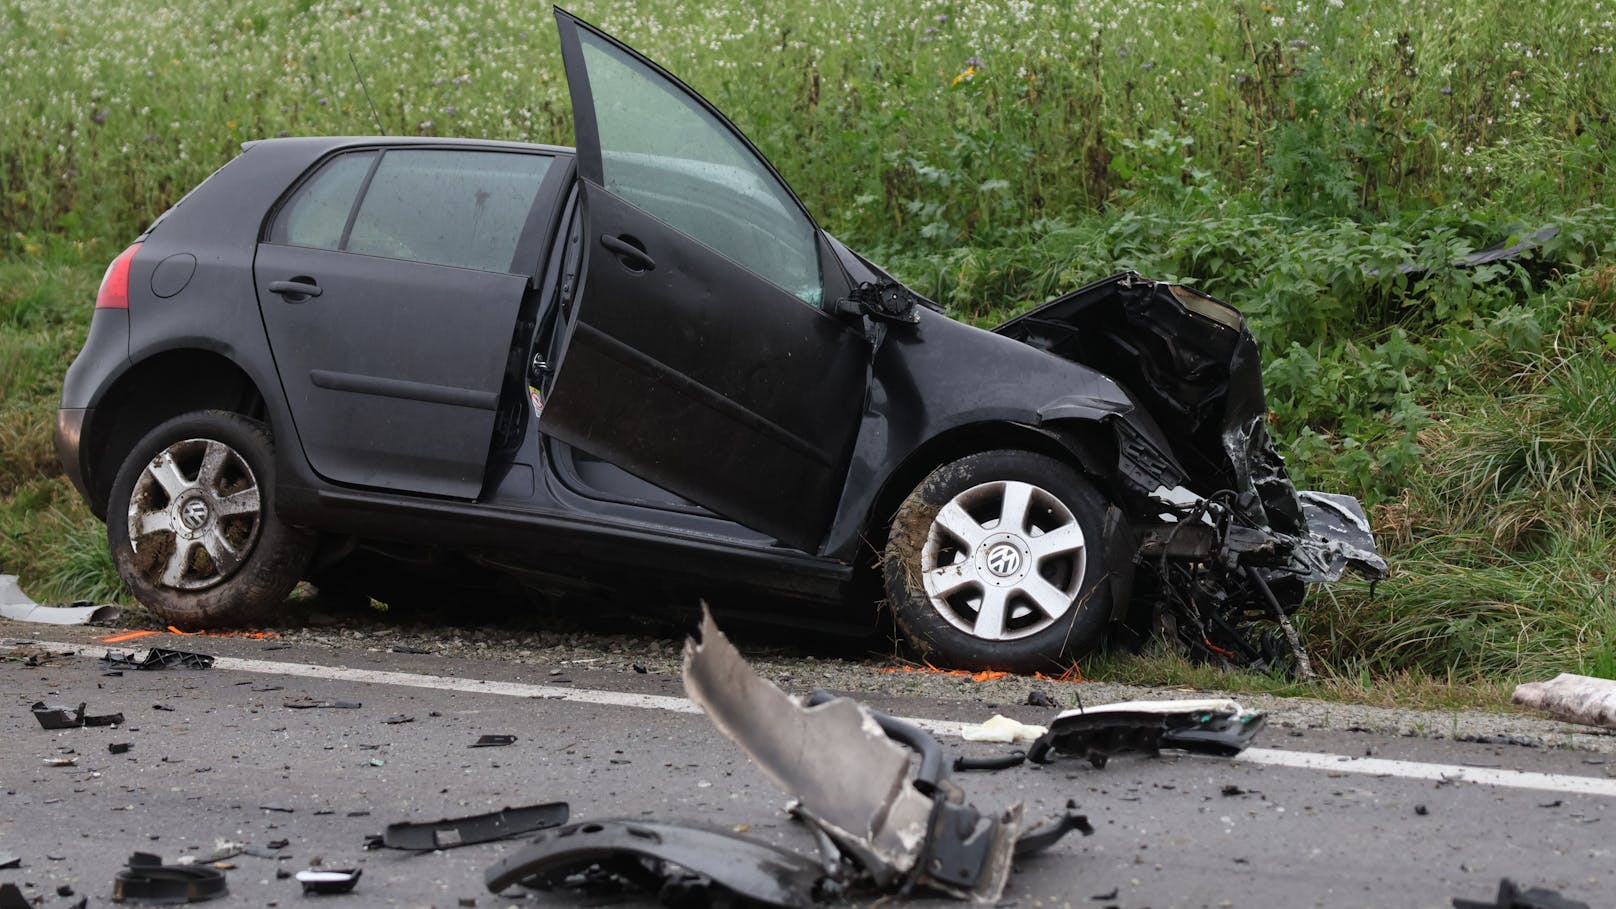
[1027, 698, 1266, 768]
[379, 802, 569, 850]
[682, 610, 1090, 903]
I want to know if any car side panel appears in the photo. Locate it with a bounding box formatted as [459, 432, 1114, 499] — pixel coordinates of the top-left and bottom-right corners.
[818, 308, 1149, 561]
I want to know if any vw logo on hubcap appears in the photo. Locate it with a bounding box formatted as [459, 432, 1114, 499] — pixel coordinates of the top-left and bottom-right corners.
[985, 542, 1022, 577]
[179, 498, 211, 530]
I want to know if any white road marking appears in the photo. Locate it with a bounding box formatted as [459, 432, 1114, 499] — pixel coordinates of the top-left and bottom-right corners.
[27, 640, 1616, 799]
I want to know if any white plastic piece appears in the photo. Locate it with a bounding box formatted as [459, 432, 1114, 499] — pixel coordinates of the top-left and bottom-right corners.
[960, 714, 1048, 743]
[1512, 673, 1616, 730]
[0, 574, 121, 625]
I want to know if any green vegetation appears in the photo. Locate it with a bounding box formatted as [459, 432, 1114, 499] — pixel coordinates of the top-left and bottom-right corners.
[2, 0, 1612, 693]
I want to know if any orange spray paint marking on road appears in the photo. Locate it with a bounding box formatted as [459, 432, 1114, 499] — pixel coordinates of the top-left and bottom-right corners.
[98, 630, 160, 643]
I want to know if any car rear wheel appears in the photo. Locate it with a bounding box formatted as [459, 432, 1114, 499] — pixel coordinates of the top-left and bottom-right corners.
[882, 449, 1111, 674]
[107, 411, 313, 628]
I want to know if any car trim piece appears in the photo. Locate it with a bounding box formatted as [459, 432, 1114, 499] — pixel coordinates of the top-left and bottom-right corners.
[308, 369, 499, 410]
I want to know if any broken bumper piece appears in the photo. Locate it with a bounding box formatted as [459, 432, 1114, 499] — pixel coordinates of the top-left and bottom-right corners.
[113, 853, 227, 903]
[32, 701, 124, 729]
[682, 609, 1089, 903]
[1028, 698, 1266, 768]
[485, 820, 828, 908]
[379, 802, 569, 850]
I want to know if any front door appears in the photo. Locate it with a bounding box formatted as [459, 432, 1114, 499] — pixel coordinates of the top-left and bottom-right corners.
[540, 10, 870, 552]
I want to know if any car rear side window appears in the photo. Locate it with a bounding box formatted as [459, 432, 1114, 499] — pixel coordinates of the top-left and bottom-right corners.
[270, 149, 553, 273]
[270, 151, 375, 251]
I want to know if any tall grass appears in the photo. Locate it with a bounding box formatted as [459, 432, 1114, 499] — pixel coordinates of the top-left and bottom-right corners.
[1, 0, 1612, 252]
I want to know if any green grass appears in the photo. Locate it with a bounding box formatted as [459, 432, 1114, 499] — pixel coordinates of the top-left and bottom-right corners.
[1, 0, 1614, 702]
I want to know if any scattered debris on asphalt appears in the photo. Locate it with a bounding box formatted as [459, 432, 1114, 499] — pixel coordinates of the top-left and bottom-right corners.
[295, 868, 362, 895]
[0, 883, 28, 909]
[109, 742, 133, 754]
[283, 698, 361, 709]
[390, 645, 435, 654]
[1452, 877, 1590, 909]
[0, 574, 122, 625]
[952, 751, 1029, 772]
[32, 700, 124, 729]
[42, 756, 77, 767]
[1511, 674, 1616, 730]
[114, 852, 228, 903]
[960, 714, 1047, 744]
[0, 854, 19, 870]
[469, 735, 516, 748]
[383, 714, 414, 725]
[378, 803, 569, 851]
[1027, 698, 1266, 768]
[1025, 688, 1060, 709]
[486, 820, 828, 907]
[681, 610, 1090, 902]
[102, 648, 215, 671]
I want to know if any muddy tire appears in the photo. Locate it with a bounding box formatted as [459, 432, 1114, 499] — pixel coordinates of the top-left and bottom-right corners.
[882, 449, 1111, 673]
[107, 411, 313, 628]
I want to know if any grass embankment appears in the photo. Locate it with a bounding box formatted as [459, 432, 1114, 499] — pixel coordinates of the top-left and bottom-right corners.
[2, 0, 1613, 697]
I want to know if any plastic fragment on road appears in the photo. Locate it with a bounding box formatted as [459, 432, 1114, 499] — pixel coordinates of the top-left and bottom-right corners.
[113, 852, 228, 903]
[1511, 674, 1616, 730]
[960, 714, 1047, 744]
[295, 869, 362, 895]
[102, 648, 215, 671]
[32, 701, 124, 729]
[0, 883, 29, 909]
[379, 802, 568, 850]
[485, 820, 827, 908]
[468, 735, 516, 748]
[283, 698, 361, 709]
[1027, 698, 1266, 768]
[0, 574, 121, 625]
[682, 608, 1090, 902]
[1452, 877, 1590, 909]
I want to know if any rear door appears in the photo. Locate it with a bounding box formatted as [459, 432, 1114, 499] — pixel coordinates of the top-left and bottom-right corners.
[540, 10, 870, 552]
[255, 146, 564, 497]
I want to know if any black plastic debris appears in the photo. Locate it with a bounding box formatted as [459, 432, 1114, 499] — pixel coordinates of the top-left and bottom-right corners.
[103, 648, 215, 671]
[486, 820, 826, 908]
[1452, 878, 1590, 909]
[953, 751, 1028, 772]
[380, 802, 569, 850]
[383, 714, 414, 725]
[284, 698, 361, 709]
[32, 701, 124, 729]
[110, 742, 133, 755]
[1026, 689, 1060, 709]
[469, 735, 516, 748]
[295, 869, 361, 895]
[0, 883, 28, 909]
[1028, 698, 1266, 768]
[113, 852, 228, 903]
[0, 854, 19, 870]
[678, 610, 1091, 903]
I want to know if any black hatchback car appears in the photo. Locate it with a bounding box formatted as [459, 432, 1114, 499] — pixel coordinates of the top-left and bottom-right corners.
[57, 10, 1382, 672]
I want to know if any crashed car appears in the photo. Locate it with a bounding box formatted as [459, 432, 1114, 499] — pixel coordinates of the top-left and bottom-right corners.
[55, 9, 1383, 672]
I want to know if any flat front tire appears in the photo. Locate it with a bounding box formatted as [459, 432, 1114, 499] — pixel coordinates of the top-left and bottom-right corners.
[107, 410, 313, 628]
[882, 449, 1111, 673]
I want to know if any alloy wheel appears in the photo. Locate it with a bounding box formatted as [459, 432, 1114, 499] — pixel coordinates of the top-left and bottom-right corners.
[125, 438, 263, 591]
[919, 479, 1087, 641]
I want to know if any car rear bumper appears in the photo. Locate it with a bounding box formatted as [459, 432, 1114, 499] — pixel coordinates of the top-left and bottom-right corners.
[55, 407, 92, 503]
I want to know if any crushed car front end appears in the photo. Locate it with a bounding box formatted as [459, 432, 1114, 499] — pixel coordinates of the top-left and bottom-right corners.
[995, 272, 1387, 674]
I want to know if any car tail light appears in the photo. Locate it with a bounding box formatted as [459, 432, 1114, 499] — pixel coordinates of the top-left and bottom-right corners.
[94, 242, 142, 309]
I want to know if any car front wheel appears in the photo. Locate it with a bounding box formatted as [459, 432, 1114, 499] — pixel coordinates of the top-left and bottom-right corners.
[107, 411, 313, 628]
[882, 449, 1112, 674]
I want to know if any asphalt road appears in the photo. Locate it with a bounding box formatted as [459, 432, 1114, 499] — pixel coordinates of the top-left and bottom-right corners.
[3, 622, 1612, 909]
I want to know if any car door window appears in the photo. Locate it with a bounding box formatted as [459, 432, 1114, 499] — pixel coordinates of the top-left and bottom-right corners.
[269, 151, 375, 251]
[578, 30, 823, 306]
[270, 149, 553, 273]
[346, 149, 552, 272]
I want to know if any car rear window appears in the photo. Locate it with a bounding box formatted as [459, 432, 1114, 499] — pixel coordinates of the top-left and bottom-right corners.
[270, 148, 553, 273]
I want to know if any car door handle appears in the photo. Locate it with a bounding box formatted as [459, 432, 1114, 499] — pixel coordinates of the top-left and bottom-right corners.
[599, 234, 655, 272]
[268, 278, 323, 300]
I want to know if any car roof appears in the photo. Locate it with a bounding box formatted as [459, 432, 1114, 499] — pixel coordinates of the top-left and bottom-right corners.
[240, 135, 577, 157]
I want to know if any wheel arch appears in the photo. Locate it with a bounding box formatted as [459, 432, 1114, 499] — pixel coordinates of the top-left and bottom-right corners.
[82, 348, 270, 519]
[857, 418, 1117, 560]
